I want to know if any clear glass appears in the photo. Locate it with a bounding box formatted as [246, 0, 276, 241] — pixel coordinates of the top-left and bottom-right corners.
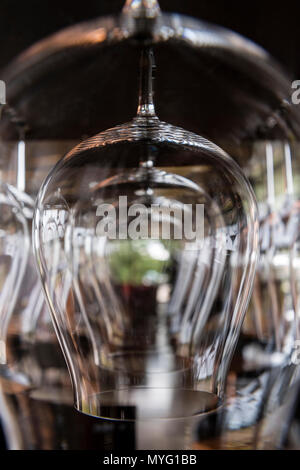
[33, 46, 258, 420]
[253, 363, 300, 449]
[1, 0, 299, 447]
[224, 141, 300, 446]
[0, 182, 30, 381]
[242, 142, 298, 368]
[0, 122, 77, 448]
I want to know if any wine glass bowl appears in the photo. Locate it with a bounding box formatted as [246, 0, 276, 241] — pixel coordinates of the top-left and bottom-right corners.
[33, 105, 258, 420]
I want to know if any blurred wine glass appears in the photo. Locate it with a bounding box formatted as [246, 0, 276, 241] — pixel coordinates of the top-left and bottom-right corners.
[221, 141, 300, 449]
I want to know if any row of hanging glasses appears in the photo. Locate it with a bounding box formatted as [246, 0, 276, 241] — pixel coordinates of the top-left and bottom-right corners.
[191, 141, 300, 450]
[253, 142, 300, 450]
[0, 0, 300, 450]
[0, 132, 139, 450]
[216, 141, 300, 449]
[0, 120, 299, 451]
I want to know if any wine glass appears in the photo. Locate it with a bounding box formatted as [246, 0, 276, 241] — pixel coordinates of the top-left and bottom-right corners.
[33, 39, 258, 423]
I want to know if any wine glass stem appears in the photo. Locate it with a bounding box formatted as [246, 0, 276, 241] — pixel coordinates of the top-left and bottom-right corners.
[284, 142, 294, 198]
[17, 140, 26, 193]
[266, 142, 275, 212]
[122, 0, 161, 18]
[137, 47, 156, 118]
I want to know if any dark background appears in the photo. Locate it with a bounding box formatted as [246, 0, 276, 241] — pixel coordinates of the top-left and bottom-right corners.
[0, 0, 300, 77]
